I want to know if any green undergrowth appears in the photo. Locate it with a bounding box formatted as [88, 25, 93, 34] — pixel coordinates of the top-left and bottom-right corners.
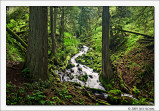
[77, 19, 154, 105]
[6, 76, 98, 105]
[48, 32, 80, 70]
[76, 49, 102, 73]
[6, 33, 25, 62]
[63, 35, 80, 56]
[6, 7, 29, 24]
[99, 75, 114, 91]
[6, 6, 154, 105]
[111, 34, 142, 63]
[6, 7, 29, 62]
[76, 26, 103, 73]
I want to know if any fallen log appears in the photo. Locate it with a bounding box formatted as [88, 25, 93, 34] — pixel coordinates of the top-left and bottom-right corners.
[118, 29, 153, 39]
[6, 26, 28, 49]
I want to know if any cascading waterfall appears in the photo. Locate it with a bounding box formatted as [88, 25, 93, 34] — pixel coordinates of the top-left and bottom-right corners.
[56, 45, 152, 103]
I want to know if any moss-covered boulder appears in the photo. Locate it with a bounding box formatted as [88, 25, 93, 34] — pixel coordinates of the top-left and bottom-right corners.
[107, 94, 121, 104]
[66, 63, 75, 69]
[109, 90, 122, 96]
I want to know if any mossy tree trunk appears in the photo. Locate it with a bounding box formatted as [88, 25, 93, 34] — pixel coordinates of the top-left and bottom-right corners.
[26, 6, 48, 81]
[102, 6, 113, 82]
[59, 6, 64, 43]
[50, 6, 56, 56]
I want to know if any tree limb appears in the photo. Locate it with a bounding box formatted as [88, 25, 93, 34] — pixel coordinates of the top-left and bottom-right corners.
[118, 29, 153, 39]
[6, 26, 28, 49]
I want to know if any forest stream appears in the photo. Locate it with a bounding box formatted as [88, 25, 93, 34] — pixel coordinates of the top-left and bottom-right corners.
[6, 6, 154, 106]
[56, 45, 139, 101]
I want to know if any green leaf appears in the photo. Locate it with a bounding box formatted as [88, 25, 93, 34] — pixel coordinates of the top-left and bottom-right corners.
[68, 95, 72, 99]
[6, 83, 10, 88]
[40, 100, 45, 104]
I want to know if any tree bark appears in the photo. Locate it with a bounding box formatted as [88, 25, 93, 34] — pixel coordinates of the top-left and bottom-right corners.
[26, 6, 48, 81]
[59, 7, 64, 43]
[102, 6, 113, 82]
[50, 6, 56, 56]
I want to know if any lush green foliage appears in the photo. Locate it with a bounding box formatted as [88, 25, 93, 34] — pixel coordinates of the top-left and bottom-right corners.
[6, 6, 154, 105]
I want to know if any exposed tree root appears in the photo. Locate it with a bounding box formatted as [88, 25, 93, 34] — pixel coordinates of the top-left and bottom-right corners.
[117, 73, 132, 95]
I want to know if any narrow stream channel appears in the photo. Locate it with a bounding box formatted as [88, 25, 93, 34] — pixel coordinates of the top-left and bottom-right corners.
[56, 45, 108, 98]
[56, 45, 152, 104]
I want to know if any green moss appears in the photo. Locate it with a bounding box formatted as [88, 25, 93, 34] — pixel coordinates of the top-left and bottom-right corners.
[99, 75, 114, 90]
[78, 74, 88, 82]
[121, 96, 140, 105]
[56, 78, 61, 82]
[78, 67, 82, 71]
[64, 32, 72, 38]
[71, 75, 74, 80]
[76, 49, 102, 73]
[107, 94, 121, 104]
[67, 63, 75, 69]
[109, 90, 121, 96]
[132, 86, 140, 97]
[120, 83, 125, 89]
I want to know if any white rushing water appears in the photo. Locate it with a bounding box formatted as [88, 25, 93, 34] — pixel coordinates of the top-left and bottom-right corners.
[59, 45, 105, 90]
[56, 45, 152, 103]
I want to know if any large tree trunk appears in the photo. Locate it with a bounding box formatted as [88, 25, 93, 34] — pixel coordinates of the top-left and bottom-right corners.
[59, 7, 64, 43]
[102, 6, 113, 82]
[50, 6, 56, 56]
[26, 6, 48, 81]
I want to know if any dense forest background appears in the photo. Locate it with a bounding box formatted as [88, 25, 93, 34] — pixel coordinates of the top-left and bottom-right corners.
[6, 6, 154, 105]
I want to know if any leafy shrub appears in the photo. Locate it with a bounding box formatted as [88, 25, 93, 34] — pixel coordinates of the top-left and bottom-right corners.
[6, 83, 25, 105]
[55, 86, 72, 100]
[25, 90, 46, 105]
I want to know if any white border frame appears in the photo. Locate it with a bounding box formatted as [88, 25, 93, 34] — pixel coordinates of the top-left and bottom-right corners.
[0, 0, 159, 111]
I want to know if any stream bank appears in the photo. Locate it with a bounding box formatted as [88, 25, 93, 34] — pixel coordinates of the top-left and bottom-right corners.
[56, 45, 149, 105]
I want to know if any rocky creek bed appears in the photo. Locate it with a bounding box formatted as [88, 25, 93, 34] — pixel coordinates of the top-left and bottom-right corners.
[55, 45, 151, 105]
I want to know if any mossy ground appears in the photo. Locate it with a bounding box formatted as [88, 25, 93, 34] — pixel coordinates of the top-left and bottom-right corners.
[6, 61, 99, 105]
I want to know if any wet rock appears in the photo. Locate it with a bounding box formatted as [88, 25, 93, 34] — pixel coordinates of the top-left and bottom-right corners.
[78, 74, 88, 82]
[78, 67, 82, 71]
[70, 75, 74, 80]
[77, 64, 79, 67]
[67, 63, 75, 69]
[66, 72, 70, 76]
[57, 45, 106, 97]
[89, 75, 93, 78]
[95, 93, 104, 99]
[71, 69, 74, 72]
